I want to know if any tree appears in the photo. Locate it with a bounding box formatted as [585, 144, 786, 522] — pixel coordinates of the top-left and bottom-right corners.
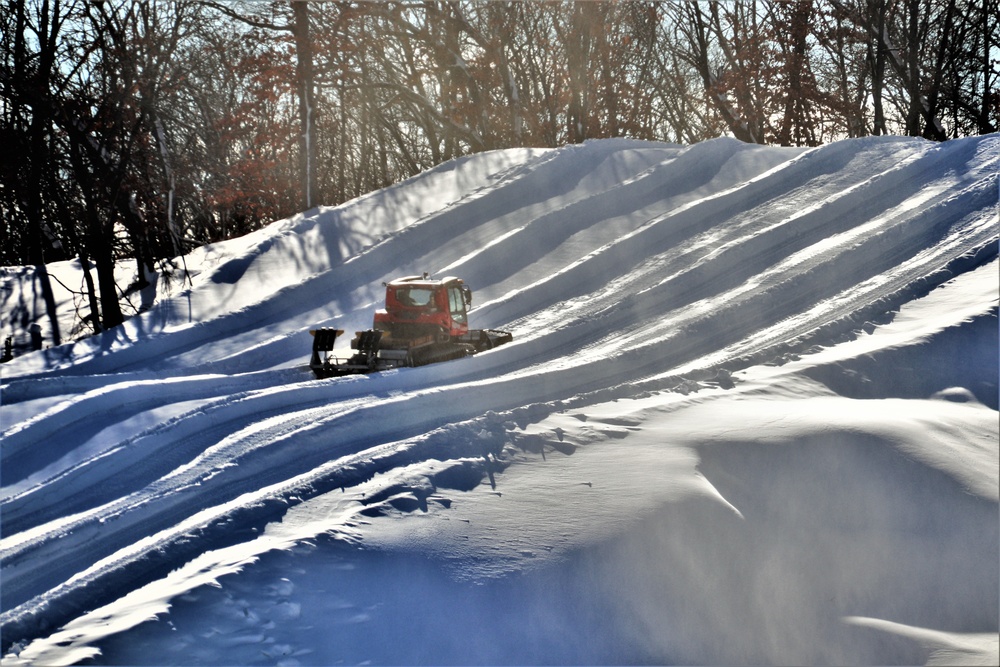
[775, 0, 820, 146]
[3, 0, 995, 345]
[202, 0, 319, 210]
[2, 0, 74, 343]
[673, 1, 763, 143]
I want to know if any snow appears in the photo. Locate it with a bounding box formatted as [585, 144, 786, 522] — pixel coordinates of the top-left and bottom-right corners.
[1, 135, 998, 666]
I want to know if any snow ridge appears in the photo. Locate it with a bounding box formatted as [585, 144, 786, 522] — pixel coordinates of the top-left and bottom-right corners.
[1, 135, 997, 666]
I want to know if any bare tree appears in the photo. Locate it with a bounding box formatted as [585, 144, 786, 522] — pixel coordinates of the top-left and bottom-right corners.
[202, 0, 319, 210]
[3, 0, 996, 344]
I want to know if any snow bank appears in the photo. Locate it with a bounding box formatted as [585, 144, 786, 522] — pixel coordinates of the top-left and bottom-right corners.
[2, 135, 997, 665]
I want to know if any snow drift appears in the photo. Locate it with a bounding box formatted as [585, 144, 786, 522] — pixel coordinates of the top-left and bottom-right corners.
[1, 135, 998, 665]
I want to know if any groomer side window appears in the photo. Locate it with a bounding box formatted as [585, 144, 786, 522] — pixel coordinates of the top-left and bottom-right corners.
[448, 286, 467, 324]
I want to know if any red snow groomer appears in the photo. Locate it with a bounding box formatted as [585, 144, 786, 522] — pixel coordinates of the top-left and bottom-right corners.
[309, 274, 513, 378]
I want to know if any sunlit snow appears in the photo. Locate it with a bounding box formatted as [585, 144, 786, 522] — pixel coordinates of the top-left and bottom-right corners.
[1, 135, 997, 666]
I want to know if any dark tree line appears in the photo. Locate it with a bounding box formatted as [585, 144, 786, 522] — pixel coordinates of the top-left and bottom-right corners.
[2, 0, 997, 340]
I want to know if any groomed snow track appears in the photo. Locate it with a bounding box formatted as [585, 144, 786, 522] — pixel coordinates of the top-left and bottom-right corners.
[1, 135, 998, 662]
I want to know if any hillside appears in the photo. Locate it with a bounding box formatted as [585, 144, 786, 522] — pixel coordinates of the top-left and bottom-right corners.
[1, 135, 998, 665]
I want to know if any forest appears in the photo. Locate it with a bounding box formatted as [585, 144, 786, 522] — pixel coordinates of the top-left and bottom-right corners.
[1, 0, 997, 342]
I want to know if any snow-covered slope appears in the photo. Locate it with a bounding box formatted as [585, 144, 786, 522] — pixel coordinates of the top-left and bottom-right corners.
[1, 136, 997, 666]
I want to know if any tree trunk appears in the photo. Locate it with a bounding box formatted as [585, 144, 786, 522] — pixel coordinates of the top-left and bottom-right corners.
[904, 0, 923, 135]
[979, 0, 998, 133]
[566, 2, 592, 143]
[79, 254, 103, 335]
[869, 0, 887, 135]
[25, 0, 62, 346]
[292, 0, 318, 210]
[778, 0, 813, 146]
